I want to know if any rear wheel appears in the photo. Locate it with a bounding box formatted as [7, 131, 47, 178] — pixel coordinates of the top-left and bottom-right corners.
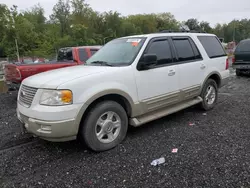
[236, 69, 242, 76]
[200, 79, 218, 111]
[80, 101, 128, 152]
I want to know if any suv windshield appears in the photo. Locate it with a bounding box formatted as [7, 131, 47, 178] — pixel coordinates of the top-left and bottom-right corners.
[235, 40, 250, 52]
[86, 37, 146, 66]
[57, 48, 73, 62]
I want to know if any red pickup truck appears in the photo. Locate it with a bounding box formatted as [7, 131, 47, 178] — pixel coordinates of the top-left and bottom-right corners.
[4, 46, 101, 90]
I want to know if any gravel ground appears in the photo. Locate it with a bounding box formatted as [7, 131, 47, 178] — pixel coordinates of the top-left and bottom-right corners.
[1, 71, 250, 188]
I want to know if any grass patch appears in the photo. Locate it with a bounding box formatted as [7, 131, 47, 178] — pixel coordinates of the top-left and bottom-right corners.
[0, 80, 8, 93]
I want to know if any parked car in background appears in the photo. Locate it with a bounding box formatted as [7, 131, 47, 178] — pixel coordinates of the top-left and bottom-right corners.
[21, 57, 45, 64]
[17, 32, 229, 152]
[4, 46, 101, 90]
[232, 39, 250, 76]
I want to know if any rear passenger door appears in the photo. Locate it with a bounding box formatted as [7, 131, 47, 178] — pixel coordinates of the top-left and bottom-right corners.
[135, 37, 180, 112]
[171, 37, 204, 99]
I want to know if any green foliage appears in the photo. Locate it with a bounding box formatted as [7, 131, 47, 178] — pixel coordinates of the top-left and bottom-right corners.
[185, 18, 201, 31]
[0, 0, 250, 59]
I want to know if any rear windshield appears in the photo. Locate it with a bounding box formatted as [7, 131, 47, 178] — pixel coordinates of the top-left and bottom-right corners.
[235, 40, 250, 52]
[57, 48, 74, 62]
[198, 36, 226, 58]
[22, 59, 34, 64]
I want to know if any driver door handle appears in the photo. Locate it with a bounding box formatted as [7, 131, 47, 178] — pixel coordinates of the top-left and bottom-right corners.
[168, 69, 175, 76]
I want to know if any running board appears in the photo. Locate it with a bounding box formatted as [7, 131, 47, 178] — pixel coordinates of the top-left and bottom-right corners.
[129, 97, 203, 127]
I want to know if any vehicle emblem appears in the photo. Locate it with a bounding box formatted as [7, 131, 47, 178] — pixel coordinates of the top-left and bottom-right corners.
[21, 90, 26, 98]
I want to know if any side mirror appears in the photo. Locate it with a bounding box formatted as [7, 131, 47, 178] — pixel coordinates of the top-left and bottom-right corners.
[138, 54, 157, 70]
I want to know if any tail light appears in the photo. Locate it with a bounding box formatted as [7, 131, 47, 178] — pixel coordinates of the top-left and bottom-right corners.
[226, 58, 229, 70]
[232, 56, 235, 64]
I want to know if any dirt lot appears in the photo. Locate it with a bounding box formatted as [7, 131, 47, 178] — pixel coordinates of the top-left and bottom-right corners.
[1, 71, 250, 188]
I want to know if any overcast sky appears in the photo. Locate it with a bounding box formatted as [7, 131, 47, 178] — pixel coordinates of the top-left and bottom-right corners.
[1, 0, 250, 26]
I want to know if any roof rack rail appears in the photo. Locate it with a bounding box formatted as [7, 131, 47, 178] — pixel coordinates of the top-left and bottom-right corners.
[157, 30, 206, 33]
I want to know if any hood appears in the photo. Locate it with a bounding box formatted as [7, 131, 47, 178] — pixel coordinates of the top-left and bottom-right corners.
[22, 65, 108, 89]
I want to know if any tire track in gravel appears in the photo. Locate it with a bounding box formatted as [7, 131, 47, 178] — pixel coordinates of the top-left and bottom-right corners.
[0, 137, 40, 154]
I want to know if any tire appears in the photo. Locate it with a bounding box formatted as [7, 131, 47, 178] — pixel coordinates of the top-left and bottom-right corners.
[200, 79, 218, 111]
[236, 69, 242, 76]
[80, 101, 128, 152]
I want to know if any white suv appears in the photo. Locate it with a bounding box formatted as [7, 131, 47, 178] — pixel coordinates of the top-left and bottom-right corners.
[17, 32, 230, 151]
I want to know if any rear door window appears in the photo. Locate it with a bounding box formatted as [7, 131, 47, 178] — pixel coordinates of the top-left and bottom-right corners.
[172, 38, 197, 62]
[189, 38, 202, 60]
[198, 36, 226, 58]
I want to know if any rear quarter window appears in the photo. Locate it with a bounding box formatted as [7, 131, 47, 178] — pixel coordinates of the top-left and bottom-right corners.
[197, 36, 226, 58]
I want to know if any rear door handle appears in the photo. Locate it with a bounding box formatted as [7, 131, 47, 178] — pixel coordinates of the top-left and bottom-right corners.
[168, 69, 175, 76]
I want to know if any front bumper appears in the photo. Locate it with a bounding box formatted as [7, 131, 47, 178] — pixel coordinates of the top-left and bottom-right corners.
[17, 102, 83, 142]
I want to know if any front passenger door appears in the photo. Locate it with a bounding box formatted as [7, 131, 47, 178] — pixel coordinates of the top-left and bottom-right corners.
[134, 37, 180, 113]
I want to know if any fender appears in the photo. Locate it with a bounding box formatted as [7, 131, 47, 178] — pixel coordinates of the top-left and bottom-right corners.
[74, 88, 143, 130]
[199, 71, 222, 94]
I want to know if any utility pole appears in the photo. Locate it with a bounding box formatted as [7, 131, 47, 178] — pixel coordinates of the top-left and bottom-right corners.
[15, 38, 20, 62]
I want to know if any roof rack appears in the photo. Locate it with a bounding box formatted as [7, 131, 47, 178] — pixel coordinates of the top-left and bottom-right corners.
[157, 30, 206, 33]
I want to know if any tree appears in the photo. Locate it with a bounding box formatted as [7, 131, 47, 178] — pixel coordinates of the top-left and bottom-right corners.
[200, 21, 212, 33]
[50, 0, 70, 37]
[0, 4, 11, 56]
[23, 4, 46, 32]
[185, 18, 201, 31]
[1, 2, 250, 59]
[155, 12, 179, 31]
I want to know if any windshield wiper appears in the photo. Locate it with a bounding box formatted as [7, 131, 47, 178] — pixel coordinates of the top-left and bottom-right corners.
[90, 61, 113, 67]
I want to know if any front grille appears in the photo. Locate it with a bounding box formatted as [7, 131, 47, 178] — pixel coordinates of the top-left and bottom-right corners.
[19, 85, 38, 107]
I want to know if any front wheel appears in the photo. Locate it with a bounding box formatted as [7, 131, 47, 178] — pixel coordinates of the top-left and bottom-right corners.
[80, 101, 128, 152]
[200, 79, 218, 111]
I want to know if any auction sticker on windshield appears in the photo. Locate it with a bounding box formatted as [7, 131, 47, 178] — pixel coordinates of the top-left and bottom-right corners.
[127, 38, 141, 46]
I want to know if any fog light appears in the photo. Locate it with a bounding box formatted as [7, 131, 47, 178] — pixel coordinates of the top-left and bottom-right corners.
[40, 125, 52, 131]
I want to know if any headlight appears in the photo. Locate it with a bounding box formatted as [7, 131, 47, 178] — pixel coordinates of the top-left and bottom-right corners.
[40, 90, 73, 106]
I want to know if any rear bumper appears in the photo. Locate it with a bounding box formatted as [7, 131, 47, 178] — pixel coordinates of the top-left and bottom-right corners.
[232, 64, 250, 70]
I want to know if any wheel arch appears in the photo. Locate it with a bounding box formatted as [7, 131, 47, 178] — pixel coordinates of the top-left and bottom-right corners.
[75, 90, 141, 134]
[201, 71, 222, 92]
